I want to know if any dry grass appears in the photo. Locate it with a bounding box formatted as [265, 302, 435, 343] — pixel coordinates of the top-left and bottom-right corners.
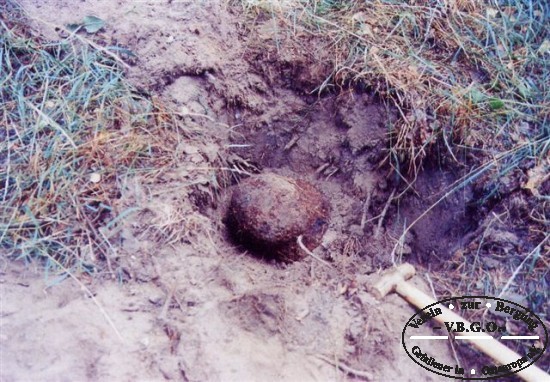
[238, 0, 548, 174]
[0, 1, 221, 275]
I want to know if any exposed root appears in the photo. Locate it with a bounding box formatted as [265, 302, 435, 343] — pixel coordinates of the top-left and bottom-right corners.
[44, 253, 124, 342]
[297, 235, 333, 268]
[360, 188, 373, 231]
[314, 354, 373, 380]
[374, 188, 396, 239]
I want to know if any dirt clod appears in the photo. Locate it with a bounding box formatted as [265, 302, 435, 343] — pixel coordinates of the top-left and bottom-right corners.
[227, 173, 330, 261]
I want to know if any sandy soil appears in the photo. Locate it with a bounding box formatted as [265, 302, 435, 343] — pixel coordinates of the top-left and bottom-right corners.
[2, 1, 475, 381]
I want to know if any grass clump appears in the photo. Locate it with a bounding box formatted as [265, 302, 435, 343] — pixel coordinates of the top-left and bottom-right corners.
[0, 1, 211, 275]
[238, 0, 548, 174]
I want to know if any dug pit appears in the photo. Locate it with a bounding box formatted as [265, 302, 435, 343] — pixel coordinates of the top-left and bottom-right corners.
[222, 87, 475, 269]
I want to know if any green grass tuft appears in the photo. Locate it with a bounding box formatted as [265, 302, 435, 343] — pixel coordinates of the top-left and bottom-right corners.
[0, 1, 211, 276]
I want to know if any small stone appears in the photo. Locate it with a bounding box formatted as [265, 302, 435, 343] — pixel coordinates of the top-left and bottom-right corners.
[321, 230, 338, 249]
[226, 173, 330, 262]
[139, 337, 150, 348]
[89, 173, 101, 183]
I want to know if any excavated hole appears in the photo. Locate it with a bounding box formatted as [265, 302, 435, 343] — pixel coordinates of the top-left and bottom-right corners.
[215, 87, 477, 270]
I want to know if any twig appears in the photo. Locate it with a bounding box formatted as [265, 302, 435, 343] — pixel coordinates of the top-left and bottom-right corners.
[220, 167, 254, 176]
[315, 162, 330, 174]
[74, 34, 131, 69]
[283, 135, 300, 151]
[425, 273, 437, 300]
[314, 354, 373, 380]
[497, 235, 548, 299]
[325, 167, 339, 180]
[44, 252, 124, 342]
[375, 188, 395, 239]
[360, 188, 373, 231]
[177, 111, 231, 128]
[297, 235, 333, 268]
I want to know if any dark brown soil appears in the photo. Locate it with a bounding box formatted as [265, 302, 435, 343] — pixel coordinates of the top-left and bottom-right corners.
[227, 173, 330, 261]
